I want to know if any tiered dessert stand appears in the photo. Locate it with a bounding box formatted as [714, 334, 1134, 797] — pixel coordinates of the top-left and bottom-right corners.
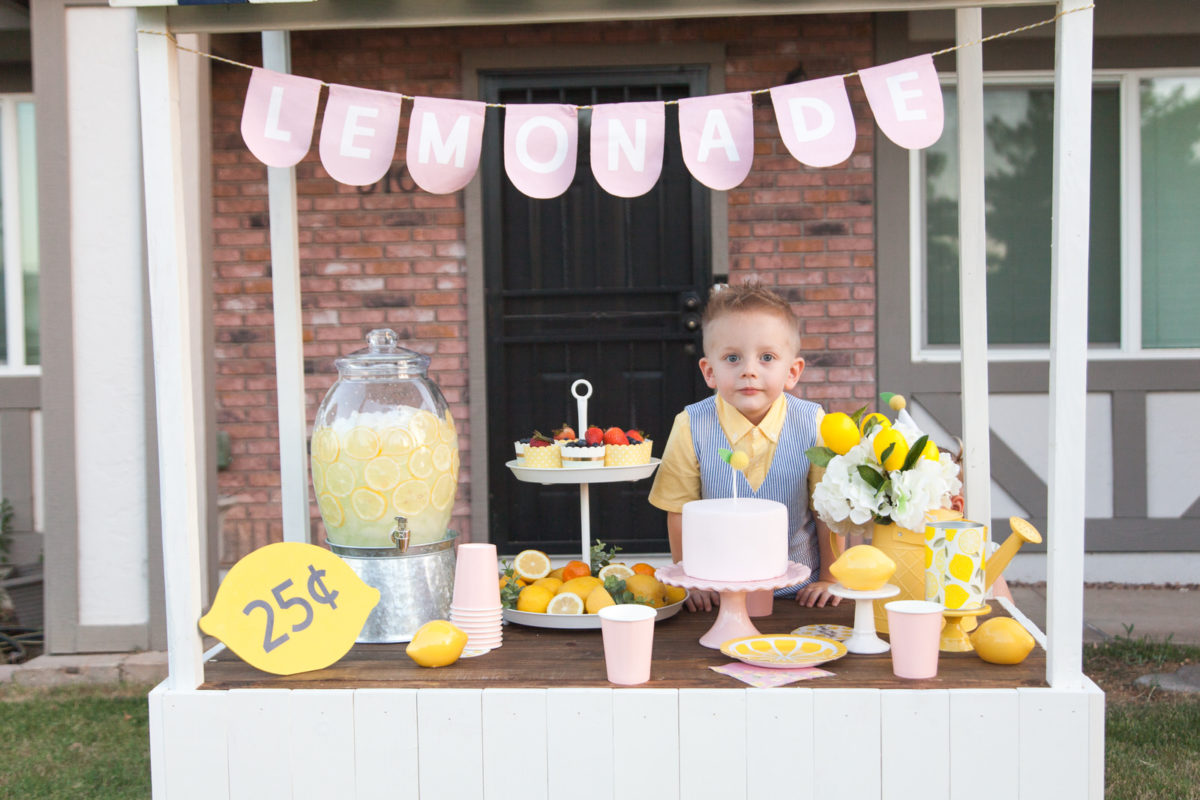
[656, 562, 811, 648]
[827, 582, 900, 654]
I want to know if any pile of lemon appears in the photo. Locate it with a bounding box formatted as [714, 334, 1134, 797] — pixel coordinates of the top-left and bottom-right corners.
[503, 550, 686, 615]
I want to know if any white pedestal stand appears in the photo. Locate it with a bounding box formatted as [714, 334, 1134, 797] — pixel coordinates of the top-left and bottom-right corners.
[828, 583, 900, 655]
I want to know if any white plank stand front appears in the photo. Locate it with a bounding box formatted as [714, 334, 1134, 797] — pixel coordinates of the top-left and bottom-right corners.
[134, 4, 1105, 798]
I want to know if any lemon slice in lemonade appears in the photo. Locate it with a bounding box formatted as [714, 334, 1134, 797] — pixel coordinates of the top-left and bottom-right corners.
[363, 456, 403, 492]
[408, 447, 434, 479]
[380, 427, 414, 458]
[432, 444, 453, 473]
[431, 473, 456, 512]
[311, 428, 339, 463]
[324, 462, 356, 497]
[344, 426, 382, 460]
[393, 479, 431, 516]
[318, 494, 344, 528]
[439, 412, 457, 444]
[351, 488, 388, 522]
[409, 410, 441, 447]
[311, 462, 326, 494]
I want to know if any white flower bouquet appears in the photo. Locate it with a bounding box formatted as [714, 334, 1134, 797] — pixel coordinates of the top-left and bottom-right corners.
[806, 394, 962, 536]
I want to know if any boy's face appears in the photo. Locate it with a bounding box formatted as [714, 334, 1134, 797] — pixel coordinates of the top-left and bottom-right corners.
[699, 311, 805, 425]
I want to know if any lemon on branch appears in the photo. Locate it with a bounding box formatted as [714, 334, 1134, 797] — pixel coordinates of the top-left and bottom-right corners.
[819, 412, 861, 455]
[873, 428, 909, 471]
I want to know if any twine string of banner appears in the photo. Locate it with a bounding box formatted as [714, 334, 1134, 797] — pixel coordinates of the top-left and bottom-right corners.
[137, 3, 1093, 110]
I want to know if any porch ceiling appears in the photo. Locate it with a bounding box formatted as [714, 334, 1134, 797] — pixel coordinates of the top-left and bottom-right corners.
[162, 0, 1055, 34]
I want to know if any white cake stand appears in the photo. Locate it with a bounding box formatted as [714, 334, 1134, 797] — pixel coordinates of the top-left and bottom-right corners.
[827, 583, 900, 654]
[656, 562, 811, 649]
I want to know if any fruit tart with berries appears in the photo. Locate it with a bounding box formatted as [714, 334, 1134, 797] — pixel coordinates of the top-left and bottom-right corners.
[602, 426, 654, 466]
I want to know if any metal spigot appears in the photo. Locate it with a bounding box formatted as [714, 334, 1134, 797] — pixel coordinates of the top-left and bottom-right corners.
[390, 516, 410, 553]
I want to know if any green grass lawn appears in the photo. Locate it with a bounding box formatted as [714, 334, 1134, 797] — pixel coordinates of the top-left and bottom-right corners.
[0, 635, 1196, 799]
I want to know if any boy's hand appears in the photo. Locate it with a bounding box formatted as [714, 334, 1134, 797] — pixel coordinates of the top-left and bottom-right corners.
[795, 580, 840, 608]
[685, 588, 720, 612]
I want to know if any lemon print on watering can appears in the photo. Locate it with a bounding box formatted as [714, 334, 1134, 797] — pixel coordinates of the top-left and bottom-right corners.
[925, 519, 987, 610]
[199, 542, 380, 675]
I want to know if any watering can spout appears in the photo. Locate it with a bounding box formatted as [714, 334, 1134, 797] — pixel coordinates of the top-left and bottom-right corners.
[985, 517, 1043, 592]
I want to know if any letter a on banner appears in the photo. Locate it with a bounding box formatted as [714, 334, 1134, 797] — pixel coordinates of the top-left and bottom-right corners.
[318, 84, 405, 186]
[678, 92, 754, 191]
[590, 101, 664, 198]
[406, 97, 486, 194]
[770, 75, 857, 168]
[859, 54, 944, 150]
[504, 104, 578, 199]
[241, 68, 322, 168]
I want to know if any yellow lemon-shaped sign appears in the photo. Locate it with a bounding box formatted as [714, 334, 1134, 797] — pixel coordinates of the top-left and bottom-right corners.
[199, 542, 380, 676]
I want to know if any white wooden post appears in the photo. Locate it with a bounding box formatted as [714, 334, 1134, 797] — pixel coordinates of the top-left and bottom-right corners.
[136, 10, 206, 689]
[262, 30, 313, 543]
[1047, 0, 1094, 689]
[955, 7, 993, 533]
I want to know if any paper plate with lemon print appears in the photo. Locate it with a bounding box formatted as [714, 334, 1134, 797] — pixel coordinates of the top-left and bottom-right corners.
[720, 634, 848, 669]
[506, 458, 660, 485]
[503, 592, 688, 630]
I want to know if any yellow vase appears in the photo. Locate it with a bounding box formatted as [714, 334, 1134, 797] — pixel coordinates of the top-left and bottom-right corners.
[870, 522, 927, 634]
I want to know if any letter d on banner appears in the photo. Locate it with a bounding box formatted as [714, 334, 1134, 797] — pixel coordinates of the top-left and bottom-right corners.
[859, 54, 944, 150]
[406, 97, 486, 194]
[770, 75, 857, 168]
[504, 104, 578, 199]
[318, 84, 405, 186]
[241, 68, 322, 168]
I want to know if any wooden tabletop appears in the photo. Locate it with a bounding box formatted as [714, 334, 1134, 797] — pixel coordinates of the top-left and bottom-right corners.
[201, 599, 1047, 691]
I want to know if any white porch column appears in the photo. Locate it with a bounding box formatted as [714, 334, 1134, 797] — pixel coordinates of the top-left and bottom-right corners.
[261, 30, 312, 543]
[1047, 0, 1095, 689]
[954, 7, 993, 531]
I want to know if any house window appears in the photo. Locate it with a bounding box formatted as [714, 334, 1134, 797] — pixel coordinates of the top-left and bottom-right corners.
[914, 73, 1200, 358]
[0, 95, 39, 371]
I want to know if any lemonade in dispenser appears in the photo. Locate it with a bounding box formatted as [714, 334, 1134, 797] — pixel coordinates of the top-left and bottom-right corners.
[311, 329, 460, 548]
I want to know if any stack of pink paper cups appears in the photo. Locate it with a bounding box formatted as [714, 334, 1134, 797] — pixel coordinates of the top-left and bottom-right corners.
[448, 543, 503, 652]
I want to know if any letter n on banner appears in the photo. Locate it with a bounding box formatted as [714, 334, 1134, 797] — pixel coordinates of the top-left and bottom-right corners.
[503, 104, 578, 199]
[318, 84, 405, 186]
[590, 101, 664, 198]
[406, 97, 486, 194]
[859, 54, 944, 150]
[241, 68, 322, 168]
[678, 92, 754, 191]
[770, 75, 856, 168]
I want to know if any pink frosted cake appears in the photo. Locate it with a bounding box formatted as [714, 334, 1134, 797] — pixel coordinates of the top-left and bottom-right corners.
[681, 498, 788, 582]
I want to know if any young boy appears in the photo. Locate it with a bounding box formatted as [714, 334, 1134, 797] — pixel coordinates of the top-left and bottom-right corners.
[648, 283, 840, 611]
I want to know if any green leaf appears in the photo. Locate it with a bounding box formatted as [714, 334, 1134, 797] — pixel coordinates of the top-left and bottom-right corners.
[900, 435, 928, 472]
[805, 446, 836, 467]
[880, 392, 896, 405]
[849, 404, 869, 426]
[857, 464, 885, 490]
[590, 539, 622, 573]
[861, 417, 881, 437]
[877, 478, 892, 498]
[604, 576, 627, 596]
[879, 442, 895, 467]
[718, 448, 733, 464]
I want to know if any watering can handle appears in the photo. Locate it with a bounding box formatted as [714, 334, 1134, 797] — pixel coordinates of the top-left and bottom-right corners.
[829, 529, 844, 560]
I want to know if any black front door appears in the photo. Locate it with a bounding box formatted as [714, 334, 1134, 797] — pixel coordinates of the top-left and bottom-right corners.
[481, 66, 712, 557]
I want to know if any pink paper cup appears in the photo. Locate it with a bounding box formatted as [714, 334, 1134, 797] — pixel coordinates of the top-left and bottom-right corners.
[746, 590, 774, 618]
[886, 600, 944, 679]
[598, 604, 656, 685]
[452, 543, 501, 609]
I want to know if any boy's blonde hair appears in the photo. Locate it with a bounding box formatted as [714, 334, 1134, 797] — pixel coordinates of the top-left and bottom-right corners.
[701, 282, 802, 355]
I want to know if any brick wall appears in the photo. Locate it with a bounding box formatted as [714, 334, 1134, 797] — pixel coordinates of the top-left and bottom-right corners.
[209, 14, 876, 567]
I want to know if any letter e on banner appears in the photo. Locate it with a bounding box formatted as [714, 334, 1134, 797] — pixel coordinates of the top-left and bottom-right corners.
[241, 68, 322, 168]
[406, 97, 486, 194]
[770, 75, 856, 168]
[590, 101, 664, 198]
[859, 54, 944, 150]
[678, 93, 753, 191]
[318, 84, 405, 186]
[503, 104, 578, 199]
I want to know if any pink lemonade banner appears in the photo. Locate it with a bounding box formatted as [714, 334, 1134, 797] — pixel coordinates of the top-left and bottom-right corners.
[239, 55, 945, 197]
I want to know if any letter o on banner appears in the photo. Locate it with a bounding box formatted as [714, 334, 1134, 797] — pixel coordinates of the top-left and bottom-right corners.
[769, 75, 857, 168]
[406, 97, 486, 194]
[241, 68, 322, 168]
[503, 104, 578, 199]
[590, 101, 665, 198]
[318, 84, 406, 186]
[678, 92, 754, 191]
[859, 54, 944, 150]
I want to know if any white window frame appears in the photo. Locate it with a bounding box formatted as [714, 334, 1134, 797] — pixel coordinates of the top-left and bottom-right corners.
[0, 93, 39, 375]
[909, 68, 1200, 363]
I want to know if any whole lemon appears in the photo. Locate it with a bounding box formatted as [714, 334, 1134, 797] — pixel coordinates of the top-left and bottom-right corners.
[921, 439, 940, 461]
[829, 545, 896, 591]
[819, 412, 862, 455]
[859, 412, 891, 435]
[873, 428, 909, 471]
[624, 574, 668, 608]
[585, 585, 616, 614]
[558, 576, 603, 601]
[532, 576, 564, 593]
[405, 620, 468, 668]
[970, 617, 1036, 664]
[516, 584, 554, 613]
[664, 584, 688, 605]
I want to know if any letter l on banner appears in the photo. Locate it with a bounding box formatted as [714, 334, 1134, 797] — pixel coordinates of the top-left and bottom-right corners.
[241, 68, 322, 168]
